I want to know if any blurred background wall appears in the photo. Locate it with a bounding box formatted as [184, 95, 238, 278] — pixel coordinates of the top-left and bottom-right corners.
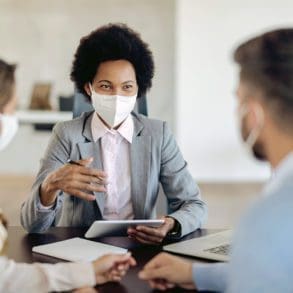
[176, 0, 293, 182]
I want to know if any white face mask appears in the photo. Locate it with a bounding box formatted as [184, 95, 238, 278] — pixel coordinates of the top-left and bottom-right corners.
[238, 104, 264, 155]
[0, 114, 19, 151]
[0, 209, 7, 254]
[89, 84, 137, 128]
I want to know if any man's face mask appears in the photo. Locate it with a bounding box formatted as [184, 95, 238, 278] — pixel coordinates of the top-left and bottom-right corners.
[0, 113, 19, 151]
[238, 103, 266, 161]
[0, 209, 8, 254]
[89, 84, 137, 128]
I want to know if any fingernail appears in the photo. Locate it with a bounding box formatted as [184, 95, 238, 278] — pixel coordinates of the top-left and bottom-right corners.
[99, 173, 108, 178]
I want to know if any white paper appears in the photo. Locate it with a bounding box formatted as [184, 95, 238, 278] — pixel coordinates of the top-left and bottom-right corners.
[32, 237, 127, 262]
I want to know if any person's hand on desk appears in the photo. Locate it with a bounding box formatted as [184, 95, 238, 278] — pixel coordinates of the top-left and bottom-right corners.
[127, 217, 177, 245]
[93, 253, 136, 284]
[139, 252, 196, 291]
[40, 157, 108, 206]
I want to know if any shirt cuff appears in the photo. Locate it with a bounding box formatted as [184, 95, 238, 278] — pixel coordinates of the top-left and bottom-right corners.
[193, 262, 228, 292]
[40, 262, 96, 291]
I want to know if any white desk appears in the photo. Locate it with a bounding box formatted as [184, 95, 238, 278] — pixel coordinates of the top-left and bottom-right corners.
[16, 110, 72, 124]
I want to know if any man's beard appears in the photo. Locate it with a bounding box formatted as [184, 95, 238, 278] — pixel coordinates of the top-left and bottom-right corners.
[241, 117, 267, 161]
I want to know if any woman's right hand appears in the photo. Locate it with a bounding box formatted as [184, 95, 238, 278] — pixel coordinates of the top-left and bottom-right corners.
[40, 157, 108, 206]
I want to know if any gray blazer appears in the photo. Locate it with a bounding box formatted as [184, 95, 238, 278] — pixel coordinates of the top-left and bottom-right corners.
[21, 111, 207, 236]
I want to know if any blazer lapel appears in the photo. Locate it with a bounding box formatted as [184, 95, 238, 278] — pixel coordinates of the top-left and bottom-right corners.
[77, 112, 106, 215]
[130, 114, 151, 218]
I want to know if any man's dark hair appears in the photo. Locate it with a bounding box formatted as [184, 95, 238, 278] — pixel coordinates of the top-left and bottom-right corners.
[70, 23, 154, 100]
[234, 29, 293, 133]
[0, 59, 16, 112]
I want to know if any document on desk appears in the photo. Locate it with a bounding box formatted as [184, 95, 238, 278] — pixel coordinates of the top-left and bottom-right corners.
[32, 237, 128, 262]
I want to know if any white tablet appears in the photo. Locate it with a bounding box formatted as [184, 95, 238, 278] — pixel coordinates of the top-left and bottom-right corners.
[85, 219, 165, 238]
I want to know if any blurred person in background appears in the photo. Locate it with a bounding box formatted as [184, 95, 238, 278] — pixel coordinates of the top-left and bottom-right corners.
[0, 58, 136, 293]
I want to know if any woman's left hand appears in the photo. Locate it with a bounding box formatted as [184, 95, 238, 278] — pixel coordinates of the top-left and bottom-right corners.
[92, 253, 136, 284]
[127, 217, 175, 245]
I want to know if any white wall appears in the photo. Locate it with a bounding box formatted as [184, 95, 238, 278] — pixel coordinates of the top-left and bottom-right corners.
[0, 0, 175, 174]
[175, 0, 293, 182]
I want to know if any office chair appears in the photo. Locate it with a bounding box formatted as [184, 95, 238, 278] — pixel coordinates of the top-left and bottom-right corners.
[72, 91, 94, 118]
[72, 90, 148, 118]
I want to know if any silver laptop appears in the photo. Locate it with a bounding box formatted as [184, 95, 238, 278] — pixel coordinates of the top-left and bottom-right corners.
[163, 230, 232, 262]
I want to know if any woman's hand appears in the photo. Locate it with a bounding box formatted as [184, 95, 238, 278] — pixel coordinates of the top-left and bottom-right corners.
[127, 217, 175, 245]
[139, 252, 195, 290]
[92, 253, 136, 284]
[40, 157, 108, 206]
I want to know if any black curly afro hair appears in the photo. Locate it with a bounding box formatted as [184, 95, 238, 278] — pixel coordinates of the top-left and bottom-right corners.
[70, 23, 155, 100]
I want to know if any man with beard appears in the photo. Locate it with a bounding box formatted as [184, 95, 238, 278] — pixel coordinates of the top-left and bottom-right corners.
[139, 28, 293, 292]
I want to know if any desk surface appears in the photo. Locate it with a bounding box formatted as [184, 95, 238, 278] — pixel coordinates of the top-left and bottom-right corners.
[7, 227, 217, 293]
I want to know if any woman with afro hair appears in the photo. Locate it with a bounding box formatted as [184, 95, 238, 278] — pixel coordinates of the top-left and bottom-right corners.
[21, 23, 207, 244]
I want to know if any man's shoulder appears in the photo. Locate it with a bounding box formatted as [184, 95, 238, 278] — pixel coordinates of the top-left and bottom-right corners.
[236, 176, 293, 242]
[259, 175, 293, 216]
[228, 161, 293, 292]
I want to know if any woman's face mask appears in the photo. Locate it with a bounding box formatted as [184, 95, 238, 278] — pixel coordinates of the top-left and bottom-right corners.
[0, 113, 19, 151]
[89, 84, 137, 128]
